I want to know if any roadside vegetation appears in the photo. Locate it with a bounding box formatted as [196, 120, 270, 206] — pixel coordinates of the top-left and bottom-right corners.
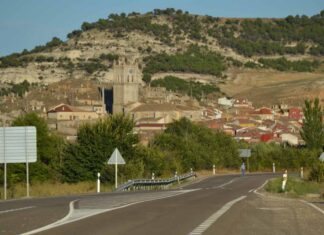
[265, 176, 323, 198]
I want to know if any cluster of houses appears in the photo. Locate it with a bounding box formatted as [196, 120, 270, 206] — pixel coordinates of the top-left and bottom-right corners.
[202, 97, 305, 146]
[46, 95, 307, 146]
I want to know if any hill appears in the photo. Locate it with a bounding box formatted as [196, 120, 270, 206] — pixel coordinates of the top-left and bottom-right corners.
[0, 8, 323, 106]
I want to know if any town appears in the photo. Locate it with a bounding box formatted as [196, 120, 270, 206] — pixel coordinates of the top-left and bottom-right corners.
[0, 57, 314, 147]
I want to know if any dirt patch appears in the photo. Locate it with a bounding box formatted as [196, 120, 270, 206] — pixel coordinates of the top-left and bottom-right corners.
[219, 68, 324, 106]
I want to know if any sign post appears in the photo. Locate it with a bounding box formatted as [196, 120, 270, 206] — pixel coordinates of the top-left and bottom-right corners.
[0, 126, 37, 200]
[108, 148, 125, 189]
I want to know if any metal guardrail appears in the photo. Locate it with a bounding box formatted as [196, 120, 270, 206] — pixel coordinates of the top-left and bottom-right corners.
[116, 172, 197, 192]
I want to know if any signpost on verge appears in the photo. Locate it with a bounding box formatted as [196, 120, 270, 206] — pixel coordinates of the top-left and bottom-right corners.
[108, 148, 125, 189]
[238, 149, 251, 172]
[0, 126, 37, 200]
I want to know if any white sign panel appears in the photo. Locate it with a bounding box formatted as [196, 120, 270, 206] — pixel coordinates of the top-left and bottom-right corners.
[0, 126, 37, 163]
[239, 149, 251, 158]
[108, 148, 125, 165]
[319, 152, 324, 162]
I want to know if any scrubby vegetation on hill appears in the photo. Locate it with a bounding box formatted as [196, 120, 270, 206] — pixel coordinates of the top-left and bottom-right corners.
[74, 8, 324, 56]
[142, 45, 227, 83]
[151, 76, 220, 100]
[209, 11, 324, 56]
[258, 57, 320, 72]
[0, 80, 32, 97]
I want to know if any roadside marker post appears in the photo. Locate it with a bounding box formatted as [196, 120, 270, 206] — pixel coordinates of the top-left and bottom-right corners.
[300, 167, 304, 179]
[213, 164, 216, 175]
[97, 172, 100, 193]
[282, 170, 288, 191]
[272, 162, 276, 173]
[108, 148, 126, 189]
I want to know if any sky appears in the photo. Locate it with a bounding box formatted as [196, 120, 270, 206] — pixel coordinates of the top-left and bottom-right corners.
[0, 0, 323, 56]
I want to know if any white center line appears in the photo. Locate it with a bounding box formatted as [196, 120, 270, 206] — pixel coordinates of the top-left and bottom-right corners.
[0, 206, 35, 214]
[189, 195, 246, 235]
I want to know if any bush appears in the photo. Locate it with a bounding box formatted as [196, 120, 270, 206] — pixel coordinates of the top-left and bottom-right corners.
[309, 162, 324, 182]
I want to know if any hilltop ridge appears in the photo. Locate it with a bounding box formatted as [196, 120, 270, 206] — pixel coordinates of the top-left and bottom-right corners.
[0, 8, 323, 106]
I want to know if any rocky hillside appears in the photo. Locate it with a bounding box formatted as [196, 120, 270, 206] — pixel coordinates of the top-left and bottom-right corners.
[0, 8, 324, 106]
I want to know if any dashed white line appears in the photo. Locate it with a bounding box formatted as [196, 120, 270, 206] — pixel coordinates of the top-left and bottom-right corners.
[0, 206, 35, 214]
[189, 195, 247, 235]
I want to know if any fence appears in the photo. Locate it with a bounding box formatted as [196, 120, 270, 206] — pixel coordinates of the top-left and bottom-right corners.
[116, 172, 196, 192]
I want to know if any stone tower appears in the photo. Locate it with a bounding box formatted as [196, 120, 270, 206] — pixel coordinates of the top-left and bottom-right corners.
[113, 58, 140, 114]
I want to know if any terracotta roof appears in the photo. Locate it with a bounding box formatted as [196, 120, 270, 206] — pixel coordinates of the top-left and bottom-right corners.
[131, 103, 200, 112]
[48, 103, 91, 113]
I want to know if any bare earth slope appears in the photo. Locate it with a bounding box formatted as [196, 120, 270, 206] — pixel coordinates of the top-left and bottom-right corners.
[219, 69, 324, 106]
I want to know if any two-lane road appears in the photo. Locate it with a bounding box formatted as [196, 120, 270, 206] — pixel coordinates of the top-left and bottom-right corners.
[1, 173, 324, 235]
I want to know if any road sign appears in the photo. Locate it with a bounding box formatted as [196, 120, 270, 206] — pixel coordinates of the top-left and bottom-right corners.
[0, 126, 37, 163]
[108, 148, 126, 189]
[0, 126, 37, 200]
[319, 152, 324, 162]
[108, 148, 125, 164]
[239, 149, 251, 158]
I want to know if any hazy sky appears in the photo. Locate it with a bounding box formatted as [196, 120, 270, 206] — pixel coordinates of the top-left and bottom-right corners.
[0, 0, 323, 56]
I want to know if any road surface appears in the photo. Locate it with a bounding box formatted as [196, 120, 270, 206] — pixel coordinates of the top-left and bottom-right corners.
[1, 173, 324, 235]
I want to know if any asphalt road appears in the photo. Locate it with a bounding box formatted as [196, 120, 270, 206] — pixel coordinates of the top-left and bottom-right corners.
[1, 173, 324, 235]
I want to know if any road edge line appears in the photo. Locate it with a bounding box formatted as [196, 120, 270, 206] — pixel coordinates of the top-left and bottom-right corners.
[300, 199, 324, 216]
[253, 179, 269, 197]
[254, 180, 324, 217]
[21, 199, 78, 235]
[189, 195, 247, 235]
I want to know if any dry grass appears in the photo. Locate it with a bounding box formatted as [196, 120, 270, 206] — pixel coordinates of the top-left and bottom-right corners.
[0, 181, 114, 200]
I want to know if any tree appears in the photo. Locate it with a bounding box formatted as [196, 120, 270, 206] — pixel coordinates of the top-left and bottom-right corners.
[61, 114, 139, 182]
[151, 118, 240, 172]
[10, 113, 65, 182]
[300, 98, 324, 150]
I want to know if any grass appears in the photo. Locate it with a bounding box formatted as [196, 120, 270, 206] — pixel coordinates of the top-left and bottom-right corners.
[0, 181, 115, 200]
[265, 176, 323, 198]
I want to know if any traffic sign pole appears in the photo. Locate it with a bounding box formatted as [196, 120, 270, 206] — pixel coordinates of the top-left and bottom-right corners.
[4, 163, 6, 200]
[115, 161, 118, 188]
[3, 127, 6, 200]
[108, 148, 125, 189]
[25, 127, 30, 198]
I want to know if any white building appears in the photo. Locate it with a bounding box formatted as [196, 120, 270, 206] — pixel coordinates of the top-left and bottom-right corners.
[218, 97, 233, 107]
